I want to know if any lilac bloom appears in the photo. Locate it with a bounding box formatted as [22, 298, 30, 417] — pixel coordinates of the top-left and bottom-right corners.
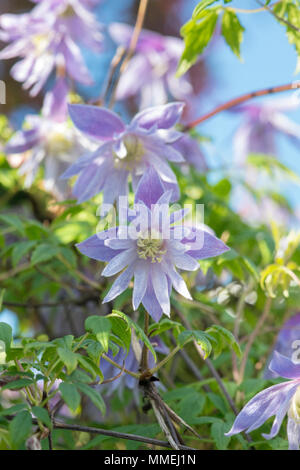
[0, 0, 103, 95]
[233, 95, 300, 163]
[264, 313, 300, 380]
[5, 82, 90, 200]
[108, 23, 194, 108]
[62, 101, 192, 204]
[225, 351, 300, 450]
[76, 168, 229, 321]
[100, 336, 168, 396]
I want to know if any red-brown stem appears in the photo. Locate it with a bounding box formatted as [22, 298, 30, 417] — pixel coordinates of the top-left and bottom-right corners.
[183, 82, 300, 130]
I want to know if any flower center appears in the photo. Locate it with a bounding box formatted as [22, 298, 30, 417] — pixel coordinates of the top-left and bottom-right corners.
[32, 34, 49, 54]
[46, 131, 73, 155]
[289, 386, 300, 424]
[113, 135, 144, 171]
[137, 232, 166, 263]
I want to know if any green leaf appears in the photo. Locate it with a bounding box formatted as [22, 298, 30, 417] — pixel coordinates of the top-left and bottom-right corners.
[59, 382, 81, 412]
[177, 10, 219, 76]
[31, 243, 60, 266]
[12, 241, 37, 267]
[0, 214, 25, 236]
[110, 311, 157, 362]
[2, 378, 34, 390]
[0, 322, 12, 354]
[205, 324, 242, 358]
[77, 355, 103, 382]
[193, 0, 220, 17]
[109, 316, 131, 353]
[9, 410, 32, 447]
[211, 421, 231, 449]
[177, 330, 212, 359]
[85, 316, 111, 353]
[31, 406, 52, 428]
[76, 383, 106, 415]
[57, 347, 78, 375]
[221, 10, 244, 58]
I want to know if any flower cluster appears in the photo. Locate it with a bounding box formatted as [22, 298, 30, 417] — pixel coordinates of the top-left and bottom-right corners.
[0, 0, 103, 95]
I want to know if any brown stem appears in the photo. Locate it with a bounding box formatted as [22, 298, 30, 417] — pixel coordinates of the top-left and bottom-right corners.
[108, 0, 149, 107]
[183, 82, 300, 130]
[238, 296, 272, 385]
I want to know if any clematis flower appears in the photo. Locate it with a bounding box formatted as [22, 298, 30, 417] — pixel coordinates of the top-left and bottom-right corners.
[0, 0, 103, 95]
[76, 168, 229, 321]
[233, 96, 300, 163]
[100, 336, 168, 396]
[108, 23, 194, 109]
[5, 80, 90, 200]
[62, 101, 195, 204]
[225, 351, 300, 450]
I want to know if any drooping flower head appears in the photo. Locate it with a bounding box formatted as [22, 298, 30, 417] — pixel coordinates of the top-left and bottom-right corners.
[233, 95, 300, 163]
[226, 351, 300, 450]
[109, 23, 195, 109]
[76, 168, 229, 321]
[0, 0, 103, 95]
[5, 80, 90, 200]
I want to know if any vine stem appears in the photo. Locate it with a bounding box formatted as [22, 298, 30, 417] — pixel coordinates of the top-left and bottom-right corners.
[238, 296, 273, 385]
[101, 353, 139, 379]
[108, 0, 149, 107]
[183, 82, 300, 131]
[149, 345, 181, 375]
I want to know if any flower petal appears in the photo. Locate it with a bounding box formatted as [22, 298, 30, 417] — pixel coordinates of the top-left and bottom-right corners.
[101, 248, 136, 277]
[132, 261, 149, 310]
[151, 264, 170, 316]
[287, 417, 300, 450]
[225, 381, 298, 437]
[76, 230, 120, 262]
[269, 351, 300, 380]
[132, 102, 184, 131]
[103, 265, 134, 303]
[69, 104, 125, 141]
[135, 166, 165, 207]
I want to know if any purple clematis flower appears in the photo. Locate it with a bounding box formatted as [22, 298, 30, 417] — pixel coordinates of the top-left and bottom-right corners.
[5, 80, 91, 200]
[0, 0, 103, 95]
[108, 23, 194, 108]
[76, 168, 229, 321]
[62, 101, 195, 204]
[225, 351, 300, 450]
[233, 96, 300, 163]
[100, 336, 168, 396]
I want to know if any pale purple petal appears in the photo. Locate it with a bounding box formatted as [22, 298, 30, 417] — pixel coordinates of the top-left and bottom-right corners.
[134, 166, 164, 207]
[225, 381, 298, 436]
[132, 102, 184, 131]
[101, 248, 136, 277]
[103, 265, 134, 303]
[76, 230, 121, 262]
[269, 351, 300, 380]
[133, 261, 149, 310]
[184, 229, 230, 260]
[151, 264, 170, 316]
[5, 129, 41, 154]
[68, 104, 124, 141]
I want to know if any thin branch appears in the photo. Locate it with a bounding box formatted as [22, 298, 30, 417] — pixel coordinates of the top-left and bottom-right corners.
[238, 296, 272, 384]
[256, 0, 300, 33]
[183, 82, 300, 130]
[51, 419, 195, 450]
[108, 0, 149, 107]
